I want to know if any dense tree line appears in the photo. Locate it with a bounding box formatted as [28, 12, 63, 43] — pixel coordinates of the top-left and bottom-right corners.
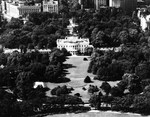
[0, 48, 75, 116]
[0, 12, 69, 49]
[70, 7, 141, 48]
[89, 74, 150, 114]
[88, 43, 150, 81]
[83, 7, 150, 115]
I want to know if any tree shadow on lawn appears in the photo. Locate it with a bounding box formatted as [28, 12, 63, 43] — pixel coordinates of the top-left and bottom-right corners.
[63, 63, 76, 69]
[62, 63, 77, 77]
[48, 64, 75, 83]
[62, 69, 70, 75]
[53, 76, 71, 83]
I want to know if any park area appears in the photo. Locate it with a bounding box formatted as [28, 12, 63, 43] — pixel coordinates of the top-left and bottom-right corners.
[46, 110, 148, 117]
[45, 56, 118, 102]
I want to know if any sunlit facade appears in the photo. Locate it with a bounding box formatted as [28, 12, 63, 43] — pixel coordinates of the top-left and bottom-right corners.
[94, 0, 108, 9]
[57, 36, 92, 55]
[2, 0, 41, 18]
[43, 0, 58, 13]
[109, 0, 137, 13]
[1, 0, 58, 18]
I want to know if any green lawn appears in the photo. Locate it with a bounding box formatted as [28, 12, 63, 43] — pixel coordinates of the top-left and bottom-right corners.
[45, 56, 118, 102]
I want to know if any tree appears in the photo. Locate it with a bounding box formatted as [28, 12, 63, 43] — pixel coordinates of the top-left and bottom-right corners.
[51, 85, 70, 96]
[92, 31, 106, 47]
[0, 89, 18, 117]
[132, 94, 150, 114]
[135, 62, 150, 80]
[110, 86, 124, 97]
[59, 0, 69, 26]
[118, 30, 129, 44]
[30, 62, 46, 81]
[28, 12, 53, 25]
[15, 72, 36, 100]
[100, 81, 111, 95]
[84, 76, 92, 83]
[6, 18, 23, 29]
[89, 93, 101, 110]
[84, 47, 93, 56]
[45, 64, 62, 82]
[117, 80, 128, 92]
[64, 95, 84, 106]
[0, 53, 7, 65]
[88, 85, 99, 94]
[51, 86, 61, 95]
[56, 85, 69, 96]
[128, 83, 142, 94]
[27, 43, 34, 50]
[111, 95, 134, 112]
[124, 74, 142, 94]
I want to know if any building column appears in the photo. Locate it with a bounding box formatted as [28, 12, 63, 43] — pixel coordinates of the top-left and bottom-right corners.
[109, 0, 112, 7]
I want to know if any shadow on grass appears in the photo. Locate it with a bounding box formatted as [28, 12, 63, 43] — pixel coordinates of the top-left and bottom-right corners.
[63, 63, 76, 69]
[59, 63, 77, 82]
[53, 77, 71, 83]
[62, 69, 70, 75]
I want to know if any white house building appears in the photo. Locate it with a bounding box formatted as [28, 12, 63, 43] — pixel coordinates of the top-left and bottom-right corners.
[57, 36, 92, 55]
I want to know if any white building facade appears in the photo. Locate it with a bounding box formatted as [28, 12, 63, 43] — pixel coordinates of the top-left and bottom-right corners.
[138, 9, 150, 31]
[109, 0, 137, 13]
[43, 0, 58, 13]
[2, 0, 41, 18]
[95, 0, 107, 10]
[1, 0, 58, 18]
[57, 36, 92, 55]
[18, 4, 41, 16]
[109, 0, 121, 8]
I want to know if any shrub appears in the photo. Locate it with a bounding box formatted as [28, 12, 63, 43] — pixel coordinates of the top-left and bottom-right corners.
[84, 76, 92, 83]
[88, 85, 99, 94]
[83, 58, 88, 61]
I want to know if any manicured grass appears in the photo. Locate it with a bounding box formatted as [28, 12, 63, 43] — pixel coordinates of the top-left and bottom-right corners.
[46, 111, 144, 117]
[45, 56, 118, 102]
[64, 56, 95, 79]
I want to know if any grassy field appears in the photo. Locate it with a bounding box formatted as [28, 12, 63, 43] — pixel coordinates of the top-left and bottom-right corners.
[63, 56, 95, 78]
[46, 111, 149, 117]
[45, 56, 118, 102]
[44, 56, 148, 117]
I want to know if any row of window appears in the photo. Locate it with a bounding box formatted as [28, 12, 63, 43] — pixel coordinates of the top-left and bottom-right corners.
[69, 49, 85, 53]
[58, 45, 88, 49]
[43, 5, 58, 8]
[19, 9, 40, 15]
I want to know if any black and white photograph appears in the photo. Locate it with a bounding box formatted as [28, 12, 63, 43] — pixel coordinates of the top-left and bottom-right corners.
[0, 0, 150, 117]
